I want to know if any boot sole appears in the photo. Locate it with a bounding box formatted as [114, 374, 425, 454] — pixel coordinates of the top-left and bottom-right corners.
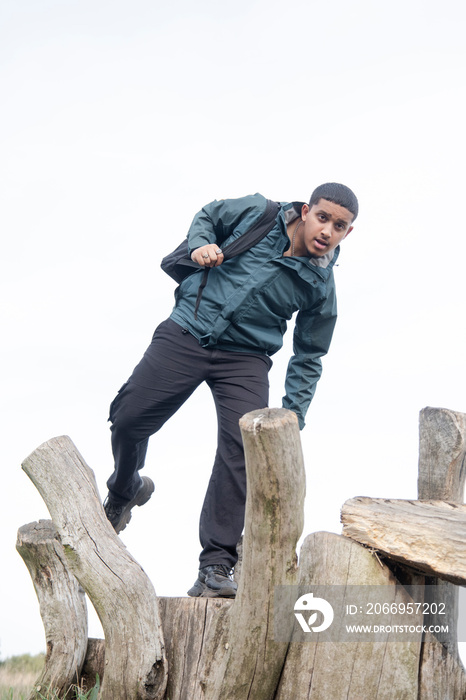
[201, 586, 237, 598]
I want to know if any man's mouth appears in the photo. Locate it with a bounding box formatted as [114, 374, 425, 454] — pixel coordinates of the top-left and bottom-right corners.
[314, 238, 328, 249]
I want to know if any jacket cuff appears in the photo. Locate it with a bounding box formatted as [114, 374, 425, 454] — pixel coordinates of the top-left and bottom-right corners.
[281, 401, 305, 430]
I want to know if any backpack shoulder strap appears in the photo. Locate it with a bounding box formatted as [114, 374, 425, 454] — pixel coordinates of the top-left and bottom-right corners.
[193, 200, 281, 319]
[222, 199, 281, 260]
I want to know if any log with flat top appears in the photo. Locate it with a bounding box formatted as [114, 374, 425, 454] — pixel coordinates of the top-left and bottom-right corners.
[341, 496, 466, 584]
[16, 520, 88, 699]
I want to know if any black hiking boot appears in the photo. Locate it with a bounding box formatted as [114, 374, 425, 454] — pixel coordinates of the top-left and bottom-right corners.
[103, 476, 155, 534]
[187, 564, 237, 598]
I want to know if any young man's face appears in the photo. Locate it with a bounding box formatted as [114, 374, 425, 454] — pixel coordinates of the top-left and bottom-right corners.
[300, 198, 354, 257]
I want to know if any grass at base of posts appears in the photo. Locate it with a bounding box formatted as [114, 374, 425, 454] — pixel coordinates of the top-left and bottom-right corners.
[0, 678, 99, 700]
[0, 656, 99, 700]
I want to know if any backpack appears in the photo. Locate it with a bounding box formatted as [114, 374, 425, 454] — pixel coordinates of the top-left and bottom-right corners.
[161, 199, 280, 283]
[161, 199, 281, 318]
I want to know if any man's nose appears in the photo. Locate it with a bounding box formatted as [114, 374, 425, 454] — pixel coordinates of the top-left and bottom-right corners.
[321, 223, 332, 237]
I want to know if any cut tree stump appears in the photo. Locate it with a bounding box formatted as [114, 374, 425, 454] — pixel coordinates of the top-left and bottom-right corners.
[16, 520, 88, 700]
[275, 531, 423, 700]
[21, 435, 168, 700]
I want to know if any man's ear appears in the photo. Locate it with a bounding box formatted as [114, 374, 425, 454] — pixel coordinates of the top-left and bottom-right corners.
[344, 225, 353, 239]
[301, 203, 309, 219]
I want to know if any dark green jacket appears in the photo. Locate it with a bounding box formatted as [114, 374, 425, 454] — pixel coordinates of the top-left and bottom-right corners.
[170, 193, 339, 429]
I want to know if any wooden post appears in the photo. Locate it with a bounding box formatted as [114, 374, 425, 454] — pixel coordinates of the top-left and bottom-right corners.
[22, 435, 168, 700]
[418, 407, 466, 502]
[16, 520, 88, 699]
[202, 407, 306, 700]
[417, 407, 466, 700]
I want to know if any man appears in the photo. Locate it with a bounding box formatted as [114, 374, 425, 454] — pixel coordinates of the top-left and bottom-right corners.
[104, 182, 358, 598]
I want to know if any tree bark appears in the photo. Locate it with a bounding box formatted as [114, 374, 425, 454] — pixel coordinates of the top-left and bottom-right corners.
[418, 407, 466, 502]
[16, 520, 88, 700]
[158, 597, 232, 700]
[21, 435, 168, 700]
[79, 638, 106, 694]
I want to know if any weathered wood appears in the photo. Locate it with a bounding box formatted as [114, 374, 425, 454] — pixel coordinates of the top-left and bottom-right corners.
[418, 407, 466, 502]
[417, 407, 466, 700]
[22, 406, 466, 700]
[16, 520, 88, 699]
[65, 600, 234, 699]
[201, 408, 306, 700]
[341, 496, 466, 585]
[159, 597, 232, 700]
[79, 638, 106, 694]
[340, 407, 466, 700]
[20, 409, 304, 700]
[275, 531, 422, 700]
[78, 568, 425, 700]
[22, 435, 168, 700]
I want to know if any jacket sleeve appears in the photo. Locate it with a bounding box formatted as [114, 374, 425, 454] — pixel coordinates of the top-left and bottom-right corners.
[282, 278, 337, 429]
[186, 194, 268, 253]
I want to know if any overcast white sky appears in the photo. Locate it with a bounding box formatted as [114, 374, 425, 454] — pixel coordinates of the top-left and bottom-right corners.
[1, 0, 466, 660]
